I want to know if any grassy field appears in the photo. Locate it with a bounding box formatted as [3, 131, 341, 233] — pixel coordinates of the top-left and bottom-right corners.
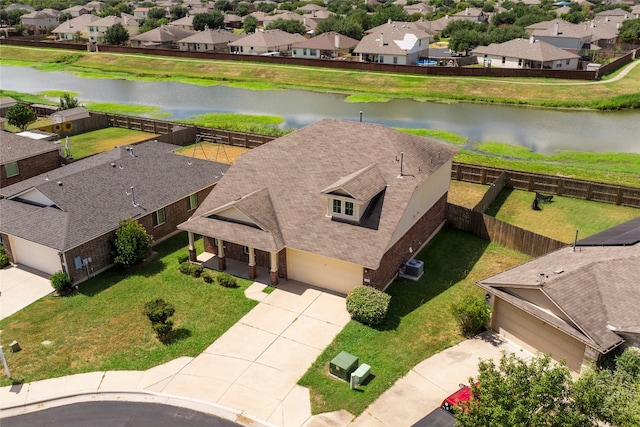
[1, 46, 639, 109]
[176, 112, 290, 137]
[298, 227, 531, 416]
[448, 181, 490, 208]
[0, 233, 259, 387]
[485, 188, 639, 243]
[68, 127, 158, 159]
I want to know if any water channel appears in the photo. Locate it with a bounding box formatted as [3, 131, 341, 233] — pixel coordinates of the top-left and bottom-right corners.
[1, 65, 639, 154]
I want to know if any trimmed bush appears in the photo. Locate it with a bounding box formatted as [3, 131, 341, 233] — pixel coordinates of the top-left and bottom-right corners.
[0, 246, 9, 268]
[178, 262, 204, 277]
[50, 270, 73, 294]
[176, 254, 189, 264]
[452, 295, 491, 337]
[202, 271, 214, 283]
[143, 298, 175, 341]
[112, 218, 153, 268]
[346, 286, 391, 326]
[217, 272, 238, 288]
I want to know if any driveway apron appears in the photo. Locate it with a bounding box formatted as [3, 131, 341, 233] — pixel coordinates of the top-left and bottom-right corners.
[0, 266, 53, 320]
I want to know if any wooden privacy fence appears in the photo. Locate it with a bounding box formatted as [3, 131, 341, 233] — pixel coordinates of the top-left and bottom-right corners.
[447, 203, 567, 258]
[451, 162, 640, 208]
[473, 171, 508, 213]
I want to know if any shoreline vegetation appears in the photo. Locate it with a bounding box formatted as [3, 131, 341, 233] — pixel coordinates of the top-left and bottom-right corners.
[1, 48, 639, 188]
[1, 46, 639, 110]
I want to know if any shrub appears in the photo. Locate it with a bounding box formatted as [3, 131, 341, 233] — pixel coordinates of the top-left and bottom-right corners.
[346, 286, 391, 326]
[50, 270, 73, 294]
[176, 254, 189, 264]
[202, 271, 214, 283]
[217, 272, 238, 288]
[143, 298, 175, 340]
[452, 295, 491, 337]
[178, 262, 204, 277]
[112, 218, 153, 268]
[0, 246, 9, 268]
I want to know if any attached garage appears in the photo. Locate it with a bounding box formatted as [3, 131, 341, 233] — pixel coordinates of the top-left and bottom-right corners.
[492, 298, 586, 371]
[9, 236, 61, 275]
[287, 248, 363, 295]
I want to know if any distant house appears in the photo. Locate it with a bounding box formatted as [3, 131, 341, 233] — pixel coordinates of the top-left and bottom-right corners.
[130, 25, 195, 48]
[452, 7, 489, 23]
[224, 14, 243, 30]
[20, 9, 60, 32]
[1, 133, 62, 188]
[178, 119, 457, 294]
[478, 217, 640, 372]
[228, 29, 305, 55]
[52, 14, 100, 41]
[178, 29, 243, 52]
[354, 22, 431, 65]
[168, 15, 194, 31]
[291, 31, 359, 59]
[0, 97, 18, 117]
[472, 38, 580, 69]
[526, 19, 593, 57]
[87, 14, 139, 44]
[133, 7, 150, 21]
[50, 107, 91, 123]
[0, 141, 229, 283]
[62, 5, 92, 18]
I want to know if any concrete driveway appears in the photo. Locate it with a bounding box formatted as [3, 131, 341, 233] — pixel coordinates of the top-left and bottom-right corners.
[0, 266, 53, 320]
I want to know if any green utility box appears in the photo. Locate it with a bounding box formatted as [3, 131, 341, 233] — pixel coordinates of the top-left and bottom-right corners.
[330, 351, 359, 382]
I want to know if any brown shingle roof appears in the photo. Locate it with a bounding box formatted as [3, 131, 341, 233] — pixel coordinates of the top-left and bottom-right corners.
[180, 119, 457, 268]
[292, 31, 359, 50]
[178, 29, 243, 44]
[1, 133, 60, 165]
[228, 29, 305, 48]
[472, 38, 579, 62]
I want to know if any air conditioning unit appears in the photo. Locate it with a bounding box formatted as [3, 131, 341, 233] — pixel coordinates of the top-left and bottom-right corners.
[404, 259, 424, 277]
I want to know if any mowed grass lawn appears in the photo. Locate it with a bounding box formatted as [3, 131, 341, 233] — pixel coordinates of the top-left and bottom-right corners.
[486, 188, 640, 243]
[69, 127, 158, 160]
[298, 227, 530, 416]
[0, 233, 257, 387]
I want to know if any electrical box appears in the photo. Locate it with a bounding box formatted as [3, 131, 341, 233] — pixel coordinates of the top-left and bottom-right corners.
[351, 363, 371, 387]
[330, 351, 358, 382]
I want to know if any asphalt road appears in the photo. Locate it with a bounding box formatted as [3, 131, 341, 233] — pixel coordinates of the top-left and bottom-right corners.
[1, 401, 243, 427]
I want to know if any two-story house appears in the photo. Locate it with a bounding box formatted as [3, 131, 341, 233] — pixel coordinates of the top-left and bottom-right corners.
[526, 19, 593, 58]
[354, 22, 431, 65]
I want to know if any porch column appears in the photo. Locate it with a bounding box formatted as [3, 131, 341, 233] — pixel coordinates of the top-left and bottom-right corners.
[269, 251, 279, 286]
[248, 247, 256, 280]
[217, 239, 226, 270]
[188, 231, 197, 262]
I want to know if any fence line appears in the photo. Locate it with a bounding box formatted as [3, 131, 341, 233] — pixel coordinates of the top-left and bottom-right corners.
[451, 162, 640, 208]
[447, 203, 568, 258]
[472, 170, 508, 213]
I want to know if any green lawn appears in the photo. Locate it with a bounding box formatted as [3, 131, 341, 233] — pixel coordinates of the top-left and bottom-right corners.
[68, 127, 158, 159]
[486, 188, 640, 243]
[0, 233, 258, 387]
[298, 227, 530, 416]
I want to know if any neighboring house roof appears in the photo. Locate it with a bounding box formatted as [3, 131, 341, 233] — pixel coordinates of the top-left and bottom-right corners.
[131, 26, 195, 43]
[6, 3, 35, 12]
[224, 14, 243, 25]
[263, 11, 305, 24]
[478, 243, 640, 354]
[179, 119, 457, 269]
[472, 38, 579, 61]
[168, 15, 194, 28]
[90, 15, 121, 28]
[0, 141, 229, 252]
[298, 4, 326, 12]
[292, 31, 359, 50]
[0, 97, 18, 109]
[228, 29, 305, 48]
[21, 10, 60, 20]
[595, 8, 630, 18]
[178, 29, 243, 44]
[1, 132, 59, 165]
[526, 19, 592, 39]
[576, 216, 640, 247]
[585, 19, 620, 42]
[52, 14, 100, 34]
[452, 7, 487, 19]
[355, 24, 430, 56]
[51, 107, 91, 122]
[247, 11, 269, 23]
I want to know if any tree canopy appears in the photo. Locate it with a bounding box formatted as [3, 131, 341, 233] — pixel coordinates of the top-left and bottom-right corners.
[59, 93, 81, 110]
[266, 19, 306, 35]
[192, 11, 225, 31]
[104, 22, 129, 45]
[6, 104, 37, 131]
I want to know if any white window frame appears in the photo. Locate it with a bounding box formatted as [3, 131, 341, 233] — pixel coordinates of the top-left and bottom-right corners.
[152, 207, 166, 227]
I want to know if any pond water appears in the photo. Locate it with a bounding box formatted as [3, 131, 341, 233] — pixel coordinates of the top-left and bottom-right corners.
[1, 65, 639, 154]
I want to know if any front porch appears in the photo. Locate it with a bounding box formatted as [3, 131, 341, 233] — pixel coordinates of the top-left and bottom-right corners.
[197, 252, 271, 284]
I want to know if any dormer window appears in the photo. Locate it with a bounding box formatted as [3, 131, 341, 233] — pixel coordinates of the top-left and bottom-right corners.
[333, 199, 342, 214]
[345, 201, 354, 216]
[331, 198, 355, 219]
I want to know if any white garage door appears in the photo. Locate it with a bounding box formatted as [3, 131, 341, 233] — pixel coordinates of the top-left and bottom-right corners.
[287, 248, 362, 295]
[10, 236, 61, 275]
[493, 299, 586, 371]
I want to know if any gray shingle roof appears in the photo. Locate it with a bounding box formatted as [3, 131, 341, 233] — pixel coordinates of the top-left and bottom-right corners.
[292, 31, 359, 50]
[472, 38, 579, 61]
[1, 132, 60, 165]
[228, 29, 305, 48]
[131, 26, 195, 42]
[0, 141, 229, 251]
[355, 24, 430, 55]
[180, 119, 457, 268]
[478, 243, 640, 353]
[178, 29, 243, 44]
[526, 18, 591, 39]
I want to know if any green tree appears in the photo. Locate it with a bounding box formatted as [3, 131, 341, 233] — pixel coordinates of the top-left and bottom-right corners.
[214, 0, 233, 12]
[7, 9, 27, 25]
[618, 18, 640, 43]
[192, 11, 225, 31]
[6, 104, 36, 131]
[235, 3, 250, 17]
[243, 15, 259, 33]
[169, 5, 188, 21]
[104, 22, 129, 45]
[59, 93, 81, 110]
[256, 2, 276, 13]
[451, 295, 491, 337]
[266, 18, 306, 34]
[58, 12, 72, 23]
[315, 15, 364, 39]
[456, 353, 589, 427]
[147, 7, 167, 20]
[370, 4, 409, 27]
[112, 218, 153, 268]
[143, 298, 175, 340]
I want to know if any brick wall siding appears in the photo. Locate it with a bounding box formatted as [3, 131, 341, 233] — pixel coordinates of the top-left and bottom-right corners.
[1, 150, 62, 188]
[364, 193, 447, 290]
[223, 242, 271, 269]
[65, 231, 115, 284]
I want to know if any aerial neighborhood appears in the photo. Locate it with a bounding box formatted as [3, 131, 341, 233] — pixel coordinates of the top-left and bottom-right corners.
[0, 0, 639, 426]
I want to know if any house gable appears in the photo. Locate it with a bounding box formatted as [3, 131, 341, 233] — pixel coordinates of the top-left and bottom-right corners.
[10, 188, 58, 208]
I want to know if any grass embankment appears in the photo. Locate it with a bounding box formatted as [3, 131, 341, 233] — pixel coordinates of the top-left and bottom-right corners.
[485, 188, 639, 243]
[1, 46, 639, 109]
[68, 127, 158, 160]
[0, 233, 258, 387]
[299, 227, 531, 416]
[175, 112, 290, 137]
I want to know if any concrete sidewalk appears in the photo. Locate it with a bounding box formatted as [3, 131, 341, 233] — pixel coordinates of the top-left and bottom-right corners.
[1, 279, 350, 427]
[0, 266, 53, 320]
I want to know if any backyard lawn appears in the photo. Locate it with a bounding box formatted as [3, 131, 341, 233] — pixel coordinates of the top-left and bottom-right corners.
[298, 227, 531, 416]
[0, 233, 258, 387]
[485, 188, 640, 243]
[448, 181, 489, 209]
[68, 127, 158, 160]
